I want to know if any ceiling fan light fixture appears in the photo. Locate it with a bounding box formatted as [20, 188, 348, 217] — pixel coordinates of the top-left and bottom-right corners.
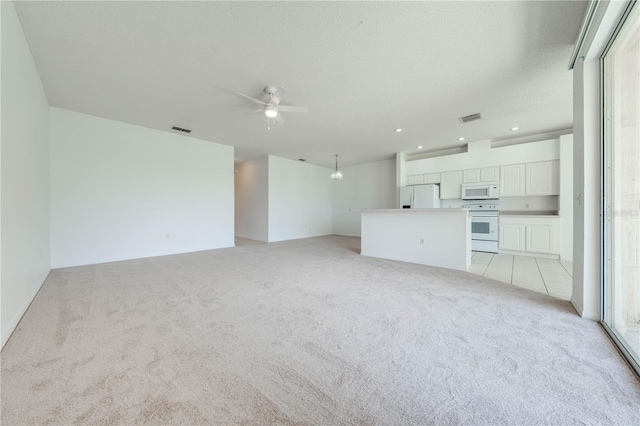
[265, 106, 278, 118]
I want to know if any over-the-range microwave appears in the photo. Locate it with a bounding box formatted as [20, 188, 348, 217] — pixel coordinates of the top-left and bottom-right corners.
[461, 183, 500, 200]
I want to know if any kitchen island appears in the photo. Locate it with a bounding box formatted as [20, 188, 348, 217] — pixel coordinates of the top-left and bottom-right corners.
[354, 208, 471, 271]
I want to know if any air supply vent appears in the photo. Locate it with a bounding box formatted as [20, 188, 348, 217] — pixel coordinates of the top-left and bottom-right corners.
[459, 113, 482, 124]
[171, 126, 192, 133]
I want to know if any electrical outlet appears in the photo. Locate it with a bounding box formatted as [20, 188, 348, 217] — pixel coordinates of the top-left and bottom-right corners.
[420, 238, 424, 245]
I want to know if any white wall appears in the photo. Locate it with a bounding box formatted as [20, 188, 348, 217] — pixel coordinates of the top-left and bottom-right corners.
[50, 108, 234, 267]
[569, 0, 629, 320]
[559, 134, 574, 261]
[572, 58, 601, 320]
[235, 157, 268, 242]
[1, 1, 52, 348]
[268, 156, 333, 242]
[333, 159, 396, 236]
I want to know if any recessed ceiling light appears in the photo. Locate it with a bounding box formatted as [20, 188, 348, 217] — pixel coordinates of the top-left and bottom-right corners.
[510, 126, 520, 131]
[458, 137, 465, 141]
[417, 145, 423, 149]
[394, 128, 403, 133]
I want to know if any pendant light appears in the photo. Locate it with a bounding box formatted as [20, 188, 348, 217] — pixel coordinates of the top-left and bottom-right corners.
[330, 154, 343, 180]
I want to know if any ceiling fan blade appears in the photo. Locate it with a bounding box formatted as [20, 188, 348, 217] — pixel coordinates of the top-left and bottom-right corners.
[275, 113, 285, 124]
[277, 104, 309, 113]
[270, 87, 287, 105]
[235, 92, 267, 106]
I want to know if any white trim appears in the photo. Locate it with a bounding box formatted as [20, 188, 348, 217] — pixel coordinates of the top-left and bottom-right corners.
[571, 295, 600, 321]
[568, 0, 600, 70]
[1, 270, 50, 349]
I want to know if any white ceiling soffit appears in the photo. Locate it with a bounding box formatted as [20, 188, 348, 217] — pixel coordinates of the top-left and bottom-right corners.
[13, 1, 588, 168]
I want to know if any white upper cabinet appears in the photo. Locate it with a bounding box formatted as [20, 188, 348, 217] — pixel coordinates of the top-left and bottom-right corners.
[440, 171, 463, 199]
[463, 167, 497, 183]
[499, 164, 526, 197]
[463, 169, 480, 183]
[423, 173, 441, 184]
[525, 160, 559, 196]
[500, 161, 559, 197]
[407, 174, 424, 185]
[480, 166, 499, 182]
[409, 160, 558, 199]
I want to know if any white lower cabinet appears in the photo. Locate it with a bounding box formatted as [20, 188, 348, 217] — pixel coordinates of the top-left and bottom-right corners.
[499, 224, 526, 251]
[499, 216, 559, 255]
[526, 225, 554, 253]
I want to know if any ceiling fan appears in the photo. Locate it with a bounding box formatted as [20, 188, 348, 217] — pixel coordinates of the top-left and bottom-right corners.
[235, 86, 309, 128]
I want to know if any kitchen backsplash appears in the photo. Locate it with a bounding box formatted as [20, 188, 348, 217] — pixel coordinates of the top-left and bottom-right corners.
[443, 196, 559, 212]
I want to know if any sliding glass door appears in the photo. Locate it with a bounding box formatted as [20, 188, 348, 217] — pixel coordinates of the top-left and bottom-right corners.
[603, 1, 640, 374]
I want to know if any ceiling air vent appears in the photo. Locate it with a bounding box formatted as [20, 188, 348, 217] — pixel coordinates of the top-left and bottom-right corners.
[459, 113, 482, 124]
[171, 126, 192, 133]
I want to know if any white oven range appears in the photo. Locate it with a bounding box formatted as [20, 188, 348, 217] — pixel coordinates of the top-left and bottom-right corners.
[464, 204, 499, 253]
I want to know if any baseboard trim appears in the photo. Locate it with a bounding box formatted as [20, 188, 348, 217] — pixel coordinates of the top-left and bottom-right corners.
[51, 240, 236, 269]
[570, 296, 600, 321]
[1, 269, 51, 350]
[498, 250, 560, 259]
[570, 297, 584, 317]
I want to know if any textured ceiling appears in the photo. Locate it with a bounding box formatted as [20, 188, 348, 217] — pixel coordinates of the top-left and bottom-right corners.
[13, 1, 588, 168]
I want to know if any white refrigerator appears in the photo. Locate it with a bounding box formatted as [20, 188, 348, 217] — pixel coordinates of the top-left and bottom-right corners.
[399, 184, 441, 209]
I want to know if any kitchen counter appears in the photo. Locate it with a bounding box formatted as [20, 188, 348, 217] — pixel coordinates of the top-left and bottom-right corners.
[353, 208, 469, 214]
[500, 211, 559, 217]
[353, 208, 471, 271]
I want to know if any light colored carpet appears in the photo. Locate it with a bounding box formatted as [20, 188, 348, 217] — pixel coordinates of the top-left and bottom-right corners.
[2, 235, 639, 424]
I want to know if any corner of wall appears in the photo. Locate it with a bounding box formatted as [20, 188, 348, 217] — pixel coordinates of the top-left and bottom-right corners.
[1, 0, 52, 349]
[570, 295, 600, 321]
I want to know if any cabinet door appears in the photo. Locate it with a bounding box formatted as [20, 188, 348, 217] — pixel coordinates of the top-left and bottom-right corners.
[526, 225, 554, 253]
[423, 173, 441, 184]
[440, 171, 463, 199]
[500, 164, 525, 197]
[499, 224, 526, 251]
[525, 161, 559, 195]
[480, 167, 499, 182]
[463, 169, 480, 183]
[407, 174, 424, 185]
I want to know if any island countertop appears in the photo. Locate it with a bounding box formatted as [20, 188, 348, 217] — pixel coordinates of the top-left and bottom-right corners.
[351, 208, 468, 213]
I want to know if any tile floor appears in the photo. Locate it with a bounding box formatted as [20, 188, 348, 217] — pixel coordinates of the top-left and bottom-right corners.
[469, 252, 573, 300]
[233, 238, 573, 301]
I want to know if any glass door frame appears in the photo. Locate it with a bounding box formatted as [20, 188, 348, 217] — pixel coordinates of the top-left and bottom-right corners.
[600, 0, 640, 377]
